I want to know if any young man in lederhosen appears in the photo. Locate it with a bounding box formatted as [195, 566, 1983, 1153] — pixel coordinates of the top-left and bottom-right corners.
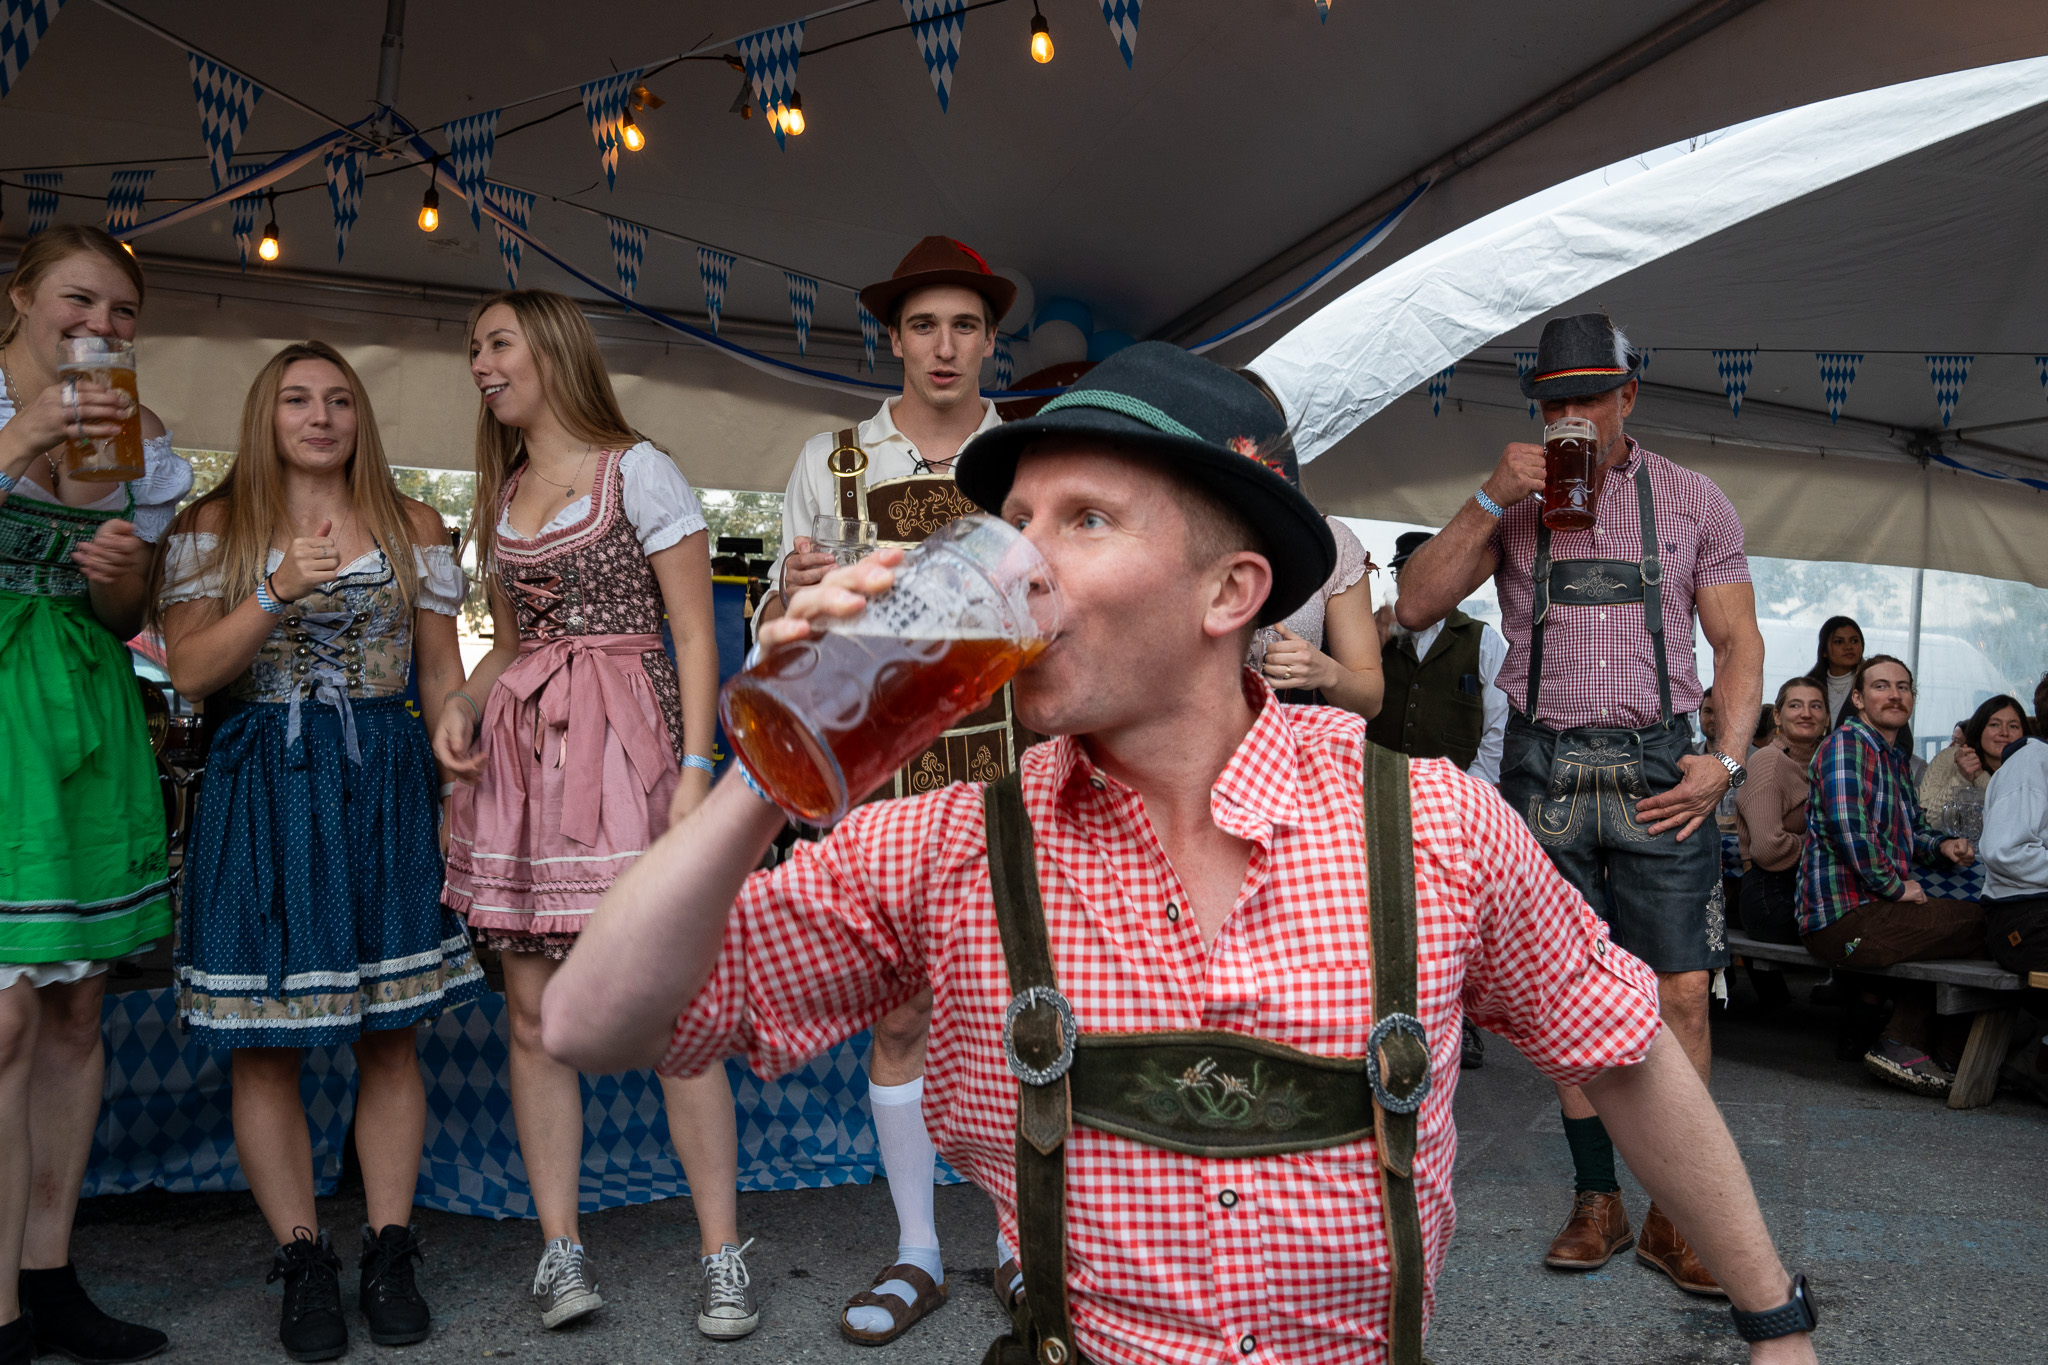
[759, 236, 1018, 1345]
[1396, 312, 1767, 1297]
[546, 343, 1817, 1365]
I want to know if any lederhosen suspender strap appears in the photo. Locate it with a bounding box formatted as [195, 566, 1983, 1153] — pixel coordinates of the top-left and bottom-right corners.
[979, 746, 1430, 1365]
[1524, 463, 1673, 728]
[828, 427, 869, 520]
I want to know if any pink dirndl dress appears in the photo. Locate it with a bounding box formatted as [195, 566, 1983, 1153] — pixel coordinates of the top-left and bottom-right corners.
[442, 448, 688, 956]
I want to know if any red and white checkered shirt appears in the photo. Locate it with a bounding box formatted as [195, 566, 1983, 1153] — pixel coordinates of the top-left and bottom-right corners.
[662, 682, 1663, 1365]
[1489, 438, 1749, 730]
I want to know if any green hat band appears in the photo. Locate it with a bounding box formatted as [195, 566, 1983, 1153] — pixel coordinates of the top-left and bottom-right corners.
[1037, 389, 1201, 441]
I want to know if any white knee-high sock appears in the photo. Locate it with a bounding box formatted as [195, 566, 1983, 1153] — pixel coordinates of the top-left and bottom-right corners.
[869, 1076, 940, 1252]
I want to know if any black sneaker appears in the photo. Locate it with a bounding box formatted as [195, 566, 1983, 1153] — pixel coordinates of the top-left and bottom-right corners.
[358, 1224, 431, 1346]
[1459, 1017, 1486, 1070]
[268, 1229, 348, 1363]
[0, 1311, 35, 1365]
[18, 1264, 167, 1364]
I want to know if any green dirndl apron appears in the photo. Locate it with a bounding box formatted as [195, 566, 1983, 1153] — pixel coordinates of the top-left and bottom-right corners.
[0, 493, 170, 964]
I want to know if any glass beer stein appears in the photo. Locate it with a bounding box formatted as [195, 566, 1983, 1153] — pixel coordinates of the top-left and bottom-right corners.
[59, 336, 146, 482]
[1540, 416, 1599, 532]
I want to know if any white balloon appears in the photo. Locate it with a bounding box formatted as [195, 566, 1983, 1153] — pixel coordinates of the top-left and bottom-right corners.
[1030, 319, 1087, 368]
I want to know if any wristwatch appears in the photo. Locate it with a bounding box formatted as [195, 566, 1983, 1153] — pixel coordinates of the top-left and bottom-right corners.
[1710, 750, 1747, 790]
[1730, 1273, 1818, 1342]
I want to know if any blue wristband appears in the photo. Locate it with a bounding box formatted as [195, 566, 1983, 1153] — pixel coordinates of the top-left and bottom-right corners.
[682, 753, 716, 774]
[737, 763, 775, 805]
[0, 469, 17, 493]
[253, 577, 286, 616]
[1473, 487, 1505, 518]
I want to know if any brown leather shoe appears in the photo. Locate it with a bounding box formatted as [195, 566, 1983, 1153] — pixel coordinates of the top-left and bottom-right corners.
[1634, 1202, 1726, 1297]
[1542, 1190, 1633, 1270]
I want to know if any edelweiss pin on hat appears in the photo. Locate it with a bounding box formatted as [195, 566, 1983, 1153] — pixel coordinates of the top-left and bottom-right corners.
[1519, 312, 1643, 401]
[955, 341, 1337, 626]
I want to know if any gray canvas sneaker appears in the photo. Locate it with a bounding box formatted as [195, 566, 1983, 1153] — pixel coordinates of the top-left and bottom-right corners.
[532, 1237, 603, 1330]
[698, 1239, 760, 1340]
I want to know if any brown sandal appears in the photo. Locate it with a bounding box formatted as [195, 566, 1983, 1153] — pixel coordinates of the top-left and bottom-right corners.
[839, 1262, 948, 1346]
[993, 1257, 1025, 1315]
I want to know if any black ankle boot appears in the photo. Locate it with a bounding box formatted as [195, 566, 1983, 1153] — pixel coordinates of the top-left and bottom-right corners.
[358, 1224, 431, 1346]
[0, 1313, 35, 1365]
[267, 1229, 347, 1363]
[18, 1264, 168, 1364]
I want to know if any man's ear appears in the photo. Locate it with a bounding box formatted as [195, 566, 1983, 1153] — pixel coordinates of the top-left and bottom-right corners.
[1203, 551, 1272, 641]
[888, 326, 905, 360]
[1617, 379, 1639, 420]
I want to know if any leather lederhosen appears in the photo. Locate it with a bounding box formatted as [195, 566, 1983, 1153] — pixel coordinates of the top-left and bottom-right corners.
[978, 745, 1432, 1365]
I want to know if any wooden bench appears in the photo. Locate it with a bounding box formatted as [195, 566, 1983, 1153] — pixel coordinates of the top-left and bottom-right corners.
[1727, 931, 2028, 1110]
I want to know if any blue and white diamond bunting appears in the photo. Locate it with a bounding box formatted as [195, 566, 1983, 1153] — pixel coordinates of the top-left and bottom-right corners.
[1099, 0, 1140, 68]
[580, 69, 641, 191]
[187, 52, 263, 189]
[227, 163, 260, 270]
[785, 271, 817, 355]
[23, 170, 59, 236]
[103, 169, 152, 234]
[994, 334, 1013, 390]
[324, 147, 363, 261]
[444, 110, 499, 228]
[1925, 354, 1972, 428]
[856, 299, 882, 373]
[1815, 352, 1860, 425]
[1712, 348, 1755, 417]
[1427, 364, 1454, 417]
[901, 1, 967, 112]
[485, 182, 534, 288]
[1, 0, 67, 99]
[698, 247, 734, 333]
[2036, 356, 2048, 406]
[1514, 349, 1537, 419]
[1314, 0, 1330, 22]
[606, 216, 646, 299]
[737, 22, 805, 149]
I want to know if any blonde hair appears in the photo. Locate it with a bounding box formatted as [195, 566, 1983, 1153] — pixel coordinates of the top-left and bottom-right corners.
[160, 341, 422, 621]
[466, 289, 645, 577]
[1, 225, 148, 348]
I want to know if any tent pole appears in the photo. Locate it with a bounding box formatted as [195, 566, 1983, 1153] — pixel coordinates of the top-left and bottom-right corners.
[1907, 567, 1925, 682]
[373, 0, 409, 145]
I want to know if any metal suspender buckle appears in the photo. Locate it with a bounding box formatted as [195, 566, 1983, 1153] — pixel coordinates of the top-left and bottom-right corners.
[1640, 553, 1664, 587]
[1003, 985, 1078, 1086]
[1366, 1013, 1432, 1115]
[826, 443, 869, 477]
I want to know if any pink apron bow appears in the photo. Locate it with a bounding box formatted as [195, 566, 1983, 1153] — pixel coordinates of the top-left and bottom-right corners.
[497, 633, 672, 847]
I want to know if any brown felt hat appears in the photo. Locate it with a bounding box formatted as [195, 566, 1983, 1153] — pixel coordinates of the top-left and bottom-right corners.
[858, 236, 1017, 325]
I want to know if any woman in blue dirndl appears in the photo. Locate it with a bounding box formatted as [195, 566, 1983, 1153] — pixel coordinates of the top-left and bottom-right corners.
[158, 341, 483, 1362]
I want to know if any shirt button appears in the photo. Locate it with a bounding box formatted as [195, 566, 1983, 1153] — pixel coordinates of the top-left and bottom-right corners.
[1088, 775, 1106, 791]
[1218, 1188, 1237, 1207]
[1599, 660, 1607, 668]
[1599, 612, 1607, 620]
[1240, 1335, 1256, 1354]
[1166, 903, 1180, 923]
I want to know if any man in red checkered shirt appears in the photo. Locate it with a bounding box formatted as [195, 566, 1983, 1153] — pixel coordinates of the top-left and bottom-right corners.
[546, 344, 1811, 1364]
[1397, 313, 1766, 1299]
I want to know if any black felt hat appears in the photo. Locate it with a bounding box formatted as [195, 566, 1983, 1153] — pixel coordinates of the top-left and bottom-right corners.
[1389, 530, 1433, 569]
[954, 341, 1336, 626]
[1519, 312, 1642, 401]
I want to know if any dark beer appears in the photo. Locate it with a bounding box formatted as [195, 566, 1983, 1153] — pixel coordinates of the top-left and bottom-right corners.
[1541, 418, 1598, 532]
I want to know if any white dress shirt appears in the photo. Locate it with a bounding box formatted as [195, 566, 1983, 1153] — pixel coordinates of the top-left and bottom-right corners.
[1404, 616, 1510, 784]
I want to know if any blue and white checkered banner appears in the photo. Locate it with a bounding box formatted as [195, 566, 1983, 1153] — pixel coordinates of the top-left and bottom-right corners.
[995, 333, 1014, 390]
[1713, 348, 1755, 417]
[228, 164, 260, 270]
[579, 69, 641, 191]
[605, 215, 646, 299]
[186, 51, 263, 190]
[901, 1, 967, 112]
[785, 270, 818, 356]
[444, 109, 498, 228]
[486, 181, 535, 287]
[23, 170, 59, 236]
[103, 169, 152, 234]
[1514, 349, 1537, 418]
[1427, 364, 1454, 417]
[324, 146, 363, 261]
[1816, 352, 1860, 425]
[1926, 353, 1972, 428]
[737, 22, 805, 149]
[0, 0, 66, 99]
[1099, 0, 1140, 68]
[857, 298, 882, 373]
[698, 246, 735, 333]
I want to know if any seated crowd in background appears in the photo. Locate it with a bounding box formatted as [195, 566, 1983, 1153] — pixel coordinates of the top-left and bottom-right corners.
[1735, 677, 1829, 944]
[1920, 692, 2030, 819]
[1981, 677, 2048, 976]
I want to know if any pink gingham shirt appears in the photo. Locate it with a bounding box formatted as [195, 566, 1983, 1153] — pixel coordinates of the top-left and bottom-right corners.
[1490, 438, 1749, 730]
[663, 681, 1663, 1364]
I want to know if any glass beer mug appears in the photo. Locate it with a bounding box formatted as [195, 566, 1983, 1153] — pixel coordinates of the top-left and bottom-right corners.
[721, 514, 1060, 825]
[59, 336, 147, 482]
[1540, 416, 1598, 532]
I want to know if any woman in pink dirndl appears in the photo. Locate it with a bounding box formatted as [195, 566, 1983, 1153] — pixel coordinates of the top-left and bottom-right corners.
[433, 290, 759, 1340]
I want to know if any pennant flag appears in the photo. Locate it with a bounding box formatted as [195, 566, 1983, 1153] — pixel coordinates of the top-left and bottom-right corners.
[103, 169, 152, 234]
[994, 334, 1014, 390]
[901, 1, 967, 112]
[23, 170, 59, 236]
[187, 52, 263, 189]
[1815, 352, 1861, 425]
[323, 147, 363, 260]
[445, 110, 499, 228]
[1314, 0, 1329, 21]
[485, 182, 535, 288]
[579, 69, 642, 191]
[1426, 365, 1454, 417]
[227, 163, 261, 270]
[1099, 0, 1140, 68]
[1636, 346, 1653, 374]
[1926, 353, 1972, 427]
[1, 0, 67, 99]
[1712, 348, 1755, 416]
[785, 271, 818, 355]
[2036, 355, 2048, 404]
[698, 247, 735, 333]
[1514, 350, 1537, 418]
[606, 216, 646, 299]
[736, 22, 805, 149]
[856, 299, 882, 373]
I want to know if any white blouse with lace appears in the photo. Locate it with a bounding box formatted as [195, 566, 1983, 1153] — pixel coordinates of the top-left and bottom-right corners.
[0, 391, 193, 542]
[496, 441, 707, 552]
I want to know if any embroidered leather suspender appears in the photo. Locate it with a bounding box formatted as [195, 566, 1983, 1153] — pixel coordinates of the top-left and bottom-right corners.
[978, 744, 1430, 1365]
[828, 426, 869, 521]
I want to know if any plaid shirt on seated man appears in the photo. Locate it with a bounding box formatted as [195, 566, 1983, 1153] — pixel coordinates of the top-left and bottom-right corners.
[1797, 713, 1950, 935]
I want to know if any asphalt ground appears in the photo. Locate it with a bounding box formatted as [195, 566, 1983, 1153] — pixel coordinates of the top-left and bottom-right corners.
[62, 974, 2048, 1364]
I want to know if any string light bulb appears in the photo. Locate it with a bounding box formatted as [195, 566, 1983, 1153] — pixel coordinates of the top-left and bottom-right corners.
[258, 194, 281, 263]
[620, 113, 645, 151]
[120, 241, 136, 257]
[1030, 4, 1054, 63]
[418, 183, 440, 232]
[782, 90, 805, 137]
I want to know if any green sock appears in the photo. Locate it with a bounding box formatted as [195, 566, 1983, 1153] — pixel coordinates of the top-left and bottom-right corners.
[1562, 1113, 1620, 1193]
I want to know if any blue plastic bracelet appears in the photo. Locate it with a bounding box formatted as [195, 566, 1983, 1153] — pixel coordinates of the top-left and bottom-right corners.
[253, 577, 286, 616]
[682, 754, 716, 774]
[737, 763, 775, 805]
[0, 469, 17, 493]
[1473, 486, 1505, 518]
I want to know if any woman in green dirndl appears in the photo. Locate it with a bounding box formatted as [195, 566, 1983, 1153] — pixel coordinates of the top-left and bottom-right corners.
[0, 226, 188, 1365]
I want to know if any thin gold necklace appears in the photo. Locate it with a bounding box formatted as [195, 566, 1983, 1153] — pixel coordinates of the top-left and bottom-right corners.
[525, 442, 595, 495]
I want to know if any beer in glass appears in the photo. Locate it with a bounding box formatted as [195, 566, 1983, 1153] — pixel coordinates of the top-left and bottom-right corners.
[722, 514, 1060, 824]
[810, 513, 878, 566]
[59, 337, 145, 482]
[1540, 416, 1599, 531]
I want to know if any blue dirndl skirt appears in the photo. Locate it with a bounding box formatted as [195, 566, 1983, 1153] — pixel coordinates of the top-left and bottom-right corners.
[177, 695, 486, 1049]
